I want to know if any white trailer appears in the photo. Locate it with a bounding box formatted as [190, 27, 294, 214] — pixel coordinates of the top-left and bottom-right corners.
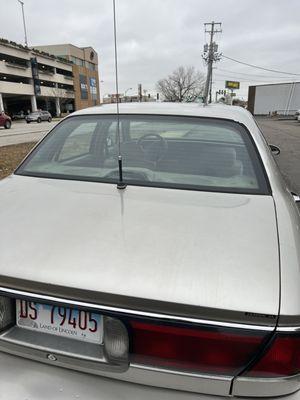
[248, 82, 300, 115]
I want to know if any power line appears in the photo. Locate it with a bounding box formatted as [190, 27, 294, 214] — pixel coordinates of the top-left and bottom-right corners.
[215, 67, 299, 80]
[214, 73, 298, 83]
[222, 55, 300, 76]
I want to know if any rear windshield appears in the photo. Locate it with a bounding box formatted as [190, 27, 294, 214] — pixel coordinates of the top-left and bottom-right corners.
[16, 114, 270, 195]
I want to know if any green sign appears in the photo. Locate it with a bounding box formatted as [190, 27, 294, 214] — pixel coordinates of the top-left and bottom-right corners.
[225, 81, 240, 89]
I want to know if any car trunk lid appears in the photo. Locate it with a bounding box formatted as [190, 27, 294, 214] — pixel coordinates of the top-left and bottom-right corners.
[0, 175, 280, 323]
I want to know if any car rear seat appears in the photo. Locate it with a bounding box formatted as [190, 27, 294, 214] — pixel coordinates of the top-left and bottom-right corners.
[158, 143, 242, 178]
[199, 145, 242, 177]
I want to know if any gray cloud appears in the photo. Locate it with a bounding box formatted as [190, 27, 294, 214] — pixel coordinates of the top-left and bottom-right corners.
[1, 0, 299, 99]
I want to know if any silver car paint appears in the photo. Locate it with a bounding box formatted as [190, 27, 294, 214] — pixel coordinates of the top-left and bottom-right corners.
[26, 111, 52, 122]
[0, 174, 279, 317]
[1, 103, 300, 398]
[245, 121, 300, 322]
[69, 103, 300, 322]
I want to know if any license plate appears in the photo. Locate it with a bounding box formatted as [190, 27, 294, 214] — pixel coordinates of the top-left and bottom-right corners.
[16, 300, 103, 344]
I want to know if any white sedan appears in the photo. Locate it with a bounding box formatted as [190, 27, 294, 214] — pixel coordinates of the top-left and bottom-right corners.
[0, 102, 300, 399]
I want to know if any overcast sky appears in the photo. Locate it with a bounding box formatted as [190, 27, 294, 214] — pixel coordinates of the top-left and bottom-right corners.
[1, 0, 300, 99]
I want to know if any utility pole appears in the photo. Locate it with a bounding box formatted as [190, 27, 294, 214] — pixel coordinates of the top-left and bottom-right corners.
[202, 21, 222, 104]
[138, 83, 142, 102]
[18, 0, 28, 47]
[209, 68, 213, 103]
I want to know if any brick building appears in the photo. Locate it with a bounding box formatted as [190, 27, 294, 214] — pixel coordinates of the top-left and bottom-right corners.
[34, 44, 101, 111]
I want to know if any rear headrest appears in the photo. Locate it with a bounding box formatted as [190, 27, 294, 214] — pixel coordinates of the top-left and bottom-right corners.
[203, 146, 237, 167]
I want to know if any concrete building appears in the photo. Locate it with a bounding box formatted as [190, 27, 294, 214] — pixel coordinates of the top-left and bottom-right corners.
[248, 82, 300, 115]
[0, 38, 75, 116]
[33, 44, 100, 110]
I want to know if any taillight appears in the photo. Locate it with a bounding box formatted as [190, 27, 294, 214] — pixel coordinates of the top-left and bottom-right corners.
[245, 334, 300, 377]
[129, 320, 268, 375]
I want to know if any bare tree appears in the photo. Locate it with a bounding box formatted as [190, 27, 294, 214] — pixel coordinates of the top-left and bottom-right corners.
[156, 66, 205, 102]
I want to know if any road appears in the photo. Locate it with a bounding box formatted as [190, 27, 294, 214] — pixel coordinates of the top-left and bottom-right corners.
[256, 116, 300, 193]
[0, 120, 59, 147]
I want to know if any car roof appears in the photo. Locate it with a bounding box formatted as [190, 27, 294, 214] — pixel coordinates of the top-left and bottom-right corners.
[70, 102, 255, 127]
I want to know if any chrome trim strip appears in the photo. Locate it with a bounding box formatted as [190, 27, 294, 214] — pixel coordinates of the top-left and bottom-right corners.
[277, 326, 300, 333]
[0, 286, 273, 331]
[131, 363, 231, 380]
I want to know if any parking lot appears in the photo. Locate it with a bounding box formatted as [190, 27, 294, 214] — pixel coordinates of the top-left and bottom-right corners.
[0, 119, 59, 147]
[256, 116, 300, 193]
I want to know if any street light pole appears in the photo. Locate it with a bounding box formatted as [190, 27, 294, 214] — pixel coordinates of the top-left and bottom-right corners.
[18, 0, 28, 47]
[124, 87, 132, 97]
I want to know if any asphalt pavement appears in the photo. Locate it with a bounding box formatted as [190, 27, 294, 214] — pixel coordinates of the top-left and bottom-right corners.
[0, 119, 59, 147]
[256, 116, 300, 193]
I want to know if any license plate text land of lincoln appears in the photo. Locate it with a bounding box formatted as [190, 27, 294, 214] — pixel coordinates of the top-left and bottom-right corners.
[16, 300, 103, 344]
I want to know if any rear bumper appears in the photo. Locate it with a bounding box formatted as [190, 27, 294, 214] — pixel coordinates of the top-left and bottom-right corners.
[2, 352, 300, 400]
[0, 351, 222, 400]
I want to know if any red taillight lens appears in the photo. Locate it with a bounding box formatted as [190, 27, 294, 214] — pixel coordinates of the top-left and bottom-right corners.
[129, 320, 266, 375]
[246, 335, 300, 377]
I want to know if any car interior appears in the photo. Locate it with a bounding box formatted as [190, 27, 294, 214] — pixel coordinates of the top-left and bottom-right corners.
[20, 116, 261, 191]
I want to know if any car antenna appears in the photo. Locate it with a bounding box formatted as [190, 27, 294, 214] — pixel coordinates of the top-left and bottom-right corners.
[113, 0, 126, 190]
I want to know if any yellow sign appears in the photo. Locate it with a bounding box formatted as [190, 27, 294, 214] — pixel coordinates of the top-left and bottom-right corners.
[225, 81, 240, 89]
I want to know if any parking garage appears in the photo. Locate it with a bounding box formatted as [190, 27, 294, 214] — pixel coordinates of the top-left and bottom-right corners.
[0, 39, 75, 117]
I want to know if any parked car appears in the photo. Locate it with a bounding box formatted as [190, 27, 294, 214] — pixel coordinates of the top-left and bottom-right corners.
[0, 103, 300, 399]
[295, 109, 300, 119]
[26, 110, 52, 123]
[12, 111, 26, 120]
[0, 111, 11, 129]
